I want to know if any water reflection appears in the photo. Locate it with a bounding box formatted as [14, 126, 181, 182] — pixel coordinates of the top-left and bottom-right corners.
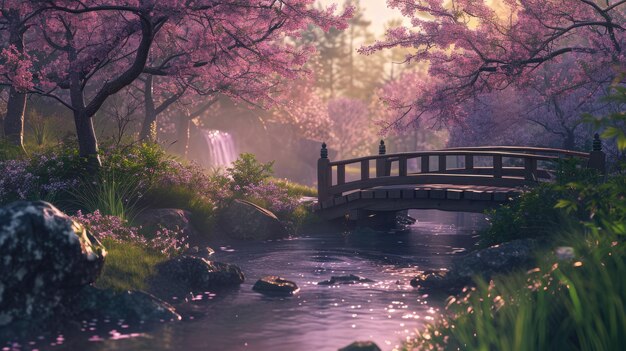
[7, 210, 486, 351]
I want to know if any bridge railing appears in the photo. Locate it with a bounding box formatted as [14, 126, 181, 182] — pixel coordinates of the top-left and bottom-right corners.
[317, 135, 606, 204]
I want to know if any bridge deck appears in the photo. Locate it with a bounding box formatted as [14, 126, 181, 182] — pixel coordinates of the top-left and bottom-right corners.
[314, 183, 524, 219]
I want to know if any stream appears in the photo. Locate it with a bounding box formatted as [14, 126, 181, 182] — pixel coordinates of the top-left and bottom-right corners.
[11, 210, 486, 351]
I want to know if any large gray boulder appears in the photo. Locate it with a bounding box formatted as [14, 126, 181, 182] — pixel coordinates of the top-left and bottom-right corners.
[218, 199, 288, 240]
[0, 201, 106, 328]
[411, 239, 539, 291]
[150, 256, 244, 299]
[134, 208, 198, 238]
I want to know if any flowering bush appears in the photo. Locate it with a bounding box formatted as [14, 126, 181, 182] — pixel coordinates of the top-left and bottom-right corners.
[72, 210, 188, 257]
[242, 181, 299, 214]
[0, 145, 82, 203]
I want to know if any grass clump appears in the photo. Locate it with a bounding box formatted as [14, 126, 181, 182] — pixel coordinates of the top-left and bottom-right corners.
[404, 232, 625, 351]
[94, 238, 167, 292]
[270, 177, 317, 197]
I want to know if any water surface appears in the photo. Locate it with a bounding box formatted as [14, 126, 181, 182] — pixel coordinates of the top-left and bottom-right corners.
[9, 210, 486, 351]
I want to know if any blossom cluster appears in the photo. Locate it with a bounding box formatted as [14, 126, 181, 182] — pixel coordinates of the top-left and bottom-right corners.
[72, 210, 188, 257]
[242, 181, 300, 214]
[0, 150, 80, 203]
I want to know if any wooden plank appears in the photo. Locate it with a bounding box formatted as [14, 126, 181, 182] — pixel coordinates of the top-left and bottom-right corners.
[333, 196, 347, 206]
[524, 158, 537, 181]
[493, 192, 507, 202]
[430, 188, 446, 199]
[376, 158, 386, 178]
[360, 160, 370, 180]
[415, 188, 429, 198]
[446, 189, 463, 200]
[362, 190, 375, 199]
[465, 190, 485, 200]
[465, 154, 474, 170]
[388, 189, 402, 198]
[439, 155, 447, 172]
[337, 164, 345, 185]
[346, 192, 361, 202]
[399, 156, 408, 176]
[493, 155, 503, 178]
[421, 156, 430, 173]
[322, 199, 334, 209]
[402, 189, 415, 199]
[480, 191, 494, 201]
[374, 189, 388, 199]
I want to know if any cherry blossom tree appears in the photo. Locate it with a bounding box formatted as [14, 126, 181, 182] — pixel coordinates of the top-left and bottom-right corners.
[361, 0, 626, 130]
[0, 0, 352, 169]
[0, 2, 46, 149]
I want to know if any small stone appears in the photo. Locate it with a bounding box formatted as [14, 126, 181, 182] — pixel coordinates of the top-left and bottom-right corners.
[338, 341, 381, 351]
[253, 276, 299, 296]
[153, 256, 244, 295]
[318, 274, 374, 285]
[555, 246, 575, 260]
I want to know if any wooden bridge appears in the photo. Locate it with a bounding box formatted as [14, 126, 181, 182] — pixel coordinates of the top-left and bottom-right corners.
[315, 135, 606, 221]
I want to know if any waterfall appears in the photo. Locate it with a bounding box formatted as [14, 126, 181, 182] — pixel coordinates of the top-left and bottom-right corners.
[201, 130, 238, 168]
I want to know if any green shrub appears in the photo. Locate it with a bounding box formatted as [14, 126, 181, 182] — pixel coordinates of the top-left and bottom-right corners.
[481, 184, 566, 247]
[481, 163, 625, 246]
[227, 153, 274, 190]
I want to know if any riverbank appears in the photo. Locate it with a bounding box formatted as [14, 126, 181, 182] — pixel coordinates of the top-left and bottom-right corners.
[402, 165, 626, 351]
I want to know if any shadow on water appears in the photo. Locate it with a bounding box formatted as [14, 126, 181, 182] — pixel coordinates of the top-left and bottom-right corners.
[8, 210, 486, 351]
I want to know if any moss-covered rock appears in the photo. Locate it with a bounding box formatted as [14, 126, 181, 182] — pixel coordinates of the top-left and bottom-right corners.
[0, 201, 106, 329]
[150, 255, 244, 299]
[218, 199, 288, 240]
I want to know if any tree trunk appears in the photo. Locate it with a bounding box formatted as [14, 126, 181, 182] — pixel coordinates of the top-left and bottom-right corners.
[139, 75, 157, 142]
[73, 110, 101, 170]
[4, 16, 26, 150]
[3, 87, 26, 150]
[175, 114, 191, 158]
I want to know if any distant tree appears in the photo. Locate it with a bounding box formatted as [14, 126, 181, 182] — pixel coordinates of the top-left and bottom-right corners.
[327, 97, 376, 157]
[361, 0, 626, 129]
[0, 0, 352, 170]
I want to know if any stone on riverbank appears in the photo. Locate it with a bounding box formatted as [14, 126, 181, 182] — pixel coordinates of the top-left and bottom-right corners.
[218, 199, 288, 240]
[0, 201, 106, 329]
[411, 239, 539, 292]
[134, 208, 198, 238]
[338, 341, 382, 351]
[252, 276, 299, 296]
[75, 286, 180, 322]
[151, 256, 244, 298]
[318, 274, 375, 285]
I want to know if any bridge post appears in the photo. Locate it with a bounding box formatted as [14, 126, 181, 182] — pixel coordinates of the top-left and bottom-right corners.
[376, 140, 387, 177]
[318, 142, 332, 203]
[587, 133, 606, 175]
